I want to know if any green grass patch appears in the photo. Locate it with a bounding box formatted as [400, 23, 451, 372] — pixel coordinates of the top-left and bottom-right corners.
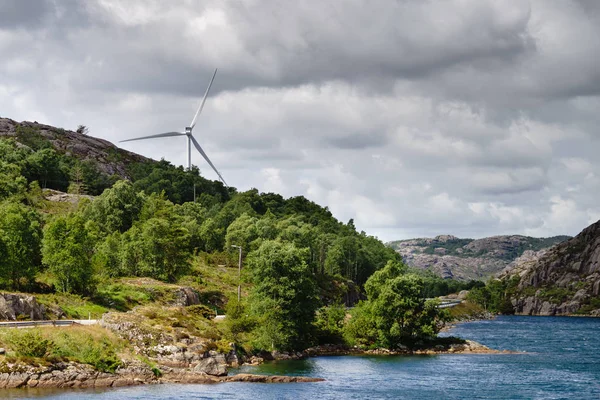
[0, 326, 123, 372]
[575, 297, 600, 315]
[537, 287, 575, 304]
[93, 278, 195, 311]
[137, 355, 162, 377]
[177, 254, 247, 312]
[93, 281, 155, 311]
[36, 293, 108, 320]
[446, 301, 487, 320]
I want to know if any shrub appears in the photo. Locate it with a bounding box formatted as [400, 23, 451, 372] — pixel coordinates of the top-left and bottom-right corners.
[7, 330, 52, 358]
[187, 304, 216, 319]
[49, 329, 121, 373]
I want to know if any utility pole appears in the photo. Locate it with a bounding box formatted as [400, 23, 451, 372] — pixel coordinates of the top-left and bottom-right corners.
[231, 245, 242, 301]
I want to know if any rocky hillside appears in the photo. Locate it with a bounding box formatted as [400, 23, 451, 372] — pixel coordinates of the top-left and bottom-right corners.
[0, 117, 150, 179]
[499, 220, 600, 316]
[388, 234, 570, 281]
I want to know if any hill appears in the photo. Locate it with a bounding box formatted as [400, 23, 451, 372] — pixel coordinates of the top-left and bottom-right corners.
[388, 234, 570, 281]
[0, 117, 431, 354]
[0, 117, 148, 181]
[497, 220, 600, 315]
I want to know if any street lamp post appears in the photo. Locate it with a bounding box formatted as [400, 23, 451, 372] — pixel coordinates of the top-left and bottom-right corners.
[231, 245, 242, 302]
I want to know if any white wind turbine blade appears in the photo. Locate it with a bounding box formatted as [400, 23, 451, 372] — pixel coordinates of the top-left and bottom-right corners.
[190, 68, 218, 130]
[189, 135, 228, 187]
[120, 132, 185, 143]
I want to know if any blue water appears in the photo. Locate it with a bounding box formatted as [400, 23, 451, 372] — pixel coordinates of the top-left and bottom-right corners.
[6, 316, 600, 399]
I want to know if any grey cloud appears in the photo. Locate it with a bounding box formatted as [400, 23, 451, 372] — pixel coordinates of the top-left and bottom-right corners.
[325, 133, 388, 150]
[18, 0, 536, 97]
[2, 0, 600, 241]
[0, 0, 50, 29]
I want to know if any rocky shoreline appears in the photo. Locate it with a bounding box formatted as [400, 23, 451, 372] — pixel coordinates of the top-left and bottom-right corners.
[303, 340, 513, 357]
[0, 339, 514, 390]
[0, 361, 323, 389]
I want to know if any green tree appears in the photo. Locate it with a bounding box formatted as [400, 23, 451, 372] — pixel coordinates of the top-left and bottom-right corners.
[23, 148, 69, 191]
[225, 213, 259, 251]
[0, 201, 42, 289]
[0, 161, 27, 200]
[42, 213, 95, 294]
[314, 303, 346, 344]
[346, 261, 443, 348]
[92, 231, 123, 278]
[83, 180, 142, 235]
[198, 218, 225, 252]
[174, 202, 207, 252]
[119, 218, 191, 282]
[248, 240, 319, 351]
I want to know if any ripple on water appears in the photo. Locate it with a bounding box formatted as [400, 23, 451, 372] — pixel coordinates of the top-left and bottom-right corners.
[8, 316, 600, 400]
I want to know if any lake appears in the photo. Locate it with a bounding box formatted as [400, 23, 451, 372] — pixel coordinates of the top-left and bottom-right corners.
[6, 316, 600, 399]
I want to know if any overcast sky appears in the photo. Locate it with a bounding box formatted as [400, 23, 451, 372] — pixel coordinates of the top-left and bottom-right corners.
[1, 0, 599, 241]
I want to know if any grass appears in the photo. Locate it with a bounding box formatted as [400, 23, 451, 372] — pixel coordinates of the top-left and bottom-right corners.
[446, 301, 487, 320]
[537, 287, 575, 304]
[36, 293, 109, 320]
[137, 355, 162, 377]
[100, 303, 223, 352]
[93, 277, 198, 311]
[136, 305, 220, 340]
[177, 255, 244, 312]
[93, 279, 165, 311]
[575, 297, 600, 315]
[0, 326, 124, 372]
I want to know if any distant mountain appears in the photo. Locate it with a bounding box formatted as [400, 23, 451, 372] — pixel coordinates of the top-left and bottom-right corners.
[387, 234, 571, 281]
[499, 220, 600, 316]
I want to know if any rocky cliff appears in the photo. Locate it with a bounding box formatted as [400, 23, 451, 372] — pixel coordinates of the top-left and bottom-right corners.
[388, 234, 570, 281]
[0, 117, 150, 179]
[499, 220, 600, 316]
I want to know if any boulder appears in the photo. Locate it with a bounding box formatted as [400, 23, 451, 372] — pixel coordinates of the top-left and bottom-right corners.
[0, 294, 46, 321]
[172, 287, 200, 306]
[193, 355, 227, 376]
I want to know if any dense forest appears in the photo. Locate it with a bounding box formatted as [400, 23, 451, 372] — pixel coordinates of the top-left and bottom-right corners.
[0, 125, 473, 352]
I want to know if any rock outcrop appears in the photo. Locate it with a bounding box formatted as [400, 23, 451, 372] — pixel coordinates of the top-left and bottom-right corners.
[173, 287, 201, 306]
[500, 219, 600, 316]
[388, 234, 569, 281]
[0, 361, 324, 389]
[0, 117, 150, 179]
[193, 354, 228, 376]
[0, 294, 46, 321]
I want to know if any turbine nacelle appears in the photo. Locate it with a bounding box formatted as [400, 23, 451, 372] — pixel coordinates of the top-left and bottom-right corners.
[185, 127, 193, 135]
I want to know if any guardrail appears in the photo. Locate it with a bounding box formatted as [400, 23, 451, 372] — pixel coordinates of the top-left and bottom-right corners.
[437, 300, 463, 309]
[0, 320, 98, 328]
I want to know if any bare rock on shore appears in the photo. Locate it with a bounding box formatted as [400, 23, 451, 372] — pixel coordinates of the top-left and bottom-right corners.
[0, 360, 325, 389]
[224, 374, 324, 383]
[193, 354, 227, 376]
[305, 340, 512, 357]
[0, 361, 158, 389]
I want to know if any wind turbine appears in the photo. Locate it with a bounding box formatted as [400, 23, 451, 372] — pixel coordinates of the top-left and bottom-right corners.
[120, 68, 227, 187]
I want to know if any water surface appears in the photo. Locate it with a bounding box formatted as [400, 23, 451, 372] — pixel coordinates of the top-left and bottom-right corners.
[7, 316, 600, 399]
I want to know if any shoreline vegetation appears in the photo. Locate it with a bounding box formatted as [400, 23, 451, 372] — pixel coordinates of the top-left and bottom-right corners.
[0, 335, 508, 389]
[0, 301, 507, 390]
